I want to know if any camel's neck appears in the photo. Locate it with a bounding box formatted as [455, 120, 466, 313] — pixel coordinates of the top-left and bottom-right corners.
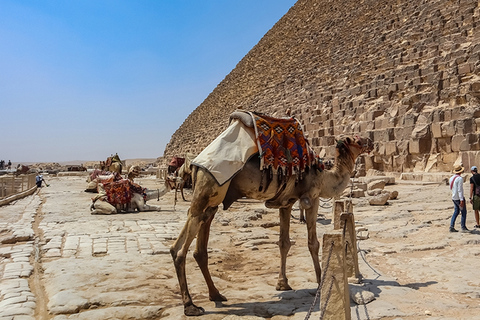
[145, 186, 169, 201]
[317, 154, 356, 198]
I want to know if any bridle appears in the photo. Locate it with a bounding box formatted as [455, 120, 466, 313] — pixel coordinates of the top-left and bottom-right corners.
[336, 136, 370, 164]
[165, 176, 177, 190]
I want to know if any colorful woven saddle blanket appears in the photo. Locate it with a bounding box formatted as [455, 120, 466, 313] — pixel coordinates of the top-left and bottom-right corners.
[192, 111, 317, 186]
[252, 112, 316, 177]
[103, 179, 146, 206]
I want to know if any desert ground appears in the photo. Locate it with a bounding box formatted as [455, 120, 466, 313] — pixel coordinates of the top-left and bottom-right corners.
[1, 172, 480, 320]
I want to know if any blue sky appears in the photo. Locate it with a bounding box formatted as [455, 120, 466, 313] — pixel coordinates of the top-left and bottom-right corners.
[0, 1, 296, 163]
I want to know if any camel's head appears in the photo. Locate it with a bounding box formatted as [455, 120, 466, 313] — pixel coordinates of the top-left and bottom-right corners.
[128, 165, 141, 179]
[336, 135, 373, 162]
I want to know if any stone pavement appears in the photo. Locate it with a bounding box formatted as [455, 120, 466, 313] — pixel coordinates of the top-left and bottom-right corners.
[0, 175, 189, 320]
[2, 174, 480, 320]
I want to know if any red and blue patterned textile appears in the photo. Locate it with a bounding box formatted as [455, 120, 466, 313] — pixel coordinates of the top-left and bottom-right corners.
[103, 180, 146, 206]
[253, 113, 316, 177]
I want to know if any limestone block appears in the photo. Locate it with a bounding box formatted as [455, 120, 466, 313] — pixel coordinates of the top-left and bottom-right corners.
[432, 109, 445, 122]
[451, 135, 466, 152]
[369, 193, 390, 205]
[409, 138, 431, 154]
[367, 188, 383, 196]
[354, 182, 368, 191]
[411, 123, 430, 139]
[367, 180, 386, 190]
[385, 141, 397, 156]
[364, 155, 375, 172]
[457, 63, 472, 75]
[460, 139, 471, 151]
[394, 127, 405, 140]
[442, 121, 456, 137]
[397, 140, 409, 154]
[432, 122, 442, 138]
[345, 188, 365, 198]
[349, 285, 375, 305]
[442, 152, 459, 167]
[436, 137, 452, 153]
[389, 190, 399, 199]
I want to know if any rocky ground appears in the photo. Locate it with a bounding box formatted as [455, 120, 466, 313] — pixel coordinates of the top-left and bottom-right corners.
[0, 173, 480, 320]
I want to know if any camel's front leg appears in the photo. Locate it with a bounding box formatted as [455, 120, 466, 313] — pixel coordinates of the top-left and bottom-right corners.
[305, 197, 321, 284]
[170, 212, 205, 316]
[276, 206, 293, 291]
[193, 207, 227, 302]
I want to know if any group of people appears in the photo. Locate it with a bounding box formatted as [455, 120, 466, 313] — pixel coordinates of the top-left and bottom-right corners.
[449, 164, 480, 232]
[0, 160, 12, 170]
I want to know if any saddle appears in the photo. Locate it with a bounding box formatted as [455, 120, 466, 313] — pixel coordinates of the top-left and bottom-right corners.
[103, 179, 146, 206]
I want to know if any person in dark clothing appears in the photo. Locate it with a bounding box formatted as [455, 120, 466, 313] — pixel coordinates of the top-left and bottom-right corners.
[469, 166, 480, 228]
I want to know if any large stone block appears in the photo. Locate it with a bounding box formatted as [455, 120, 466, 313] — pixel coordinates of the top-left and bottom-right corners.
[432, 122, 442, 138]
[451, 135, 466, 152]
[409, 138, 432, 154]
[436, 137, 452, 153]
[385, 141, 397, 156]
[442, 121, 457, 137]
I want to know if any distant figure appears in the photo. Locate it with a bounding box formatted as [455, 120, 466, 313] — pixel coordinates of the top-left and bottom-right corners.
[449, 165, 469, 233]
[36, 174, 46, 188]
[0, 160, 4, 170]
[469, 166, 480, 228]
[7, 160, 11, 170]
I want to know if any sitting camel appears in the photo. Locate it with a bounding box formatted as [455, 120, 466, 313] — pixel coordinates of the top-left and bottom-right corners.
[170, 111, 373, 316]
[90, 179, 171, 214]
[85, 166, 141, 193]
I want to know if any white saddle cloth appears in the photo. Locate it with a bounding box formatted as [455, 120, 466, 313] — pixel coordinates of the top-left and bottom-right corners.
[192, 119, 258, 186]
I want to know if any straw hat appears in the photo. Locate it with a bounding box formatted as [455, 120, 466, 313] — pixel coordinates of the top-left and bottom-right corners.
[453, 165, 464, 174]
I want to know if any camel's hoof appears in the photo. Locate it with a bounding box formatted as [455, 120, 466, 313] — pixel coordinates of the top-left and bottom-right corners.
[276, 281, 292, 291]
[184, 304, 205, 316]
[209, 292, 227, 302]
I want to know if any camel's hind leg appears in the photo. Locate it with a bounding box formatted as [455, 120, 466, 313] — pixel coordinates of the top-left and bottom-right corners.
[305, 197, 321, 284]
[276, 206, 293, 291]
[193, 207, 227, 302]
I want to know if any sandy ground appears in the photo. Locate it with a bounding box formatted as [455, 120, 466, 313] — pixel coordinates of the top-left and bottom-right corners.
[1, 173, 480, 320]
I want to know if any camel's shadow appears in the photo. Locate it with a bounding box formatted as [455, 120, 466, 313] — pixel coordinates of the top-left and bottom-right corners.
[362, 278, 437, 297]
[205, 288, 318, 317]
[199, 278, 438, 317]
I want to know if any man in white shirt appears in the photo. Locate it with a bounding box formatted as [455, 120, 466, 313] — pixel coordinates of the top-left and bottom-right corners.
[449, 165, 469, 232]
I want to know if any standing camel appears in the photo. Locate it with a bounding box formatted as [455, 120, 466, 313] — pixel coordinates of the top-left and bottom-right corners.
[170, 112, 373, 316]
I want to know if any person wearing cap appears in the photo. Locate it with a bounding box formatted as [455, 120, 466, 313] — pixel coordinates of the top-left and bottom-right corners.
[469, 166, 480, 228]
[449, 165, 469, 232]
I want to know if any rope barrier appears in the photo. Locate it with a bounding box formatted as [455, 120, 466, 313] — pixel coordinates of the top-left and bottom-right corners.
[304, 241, 335, 320]
[319, 275, 335, 320]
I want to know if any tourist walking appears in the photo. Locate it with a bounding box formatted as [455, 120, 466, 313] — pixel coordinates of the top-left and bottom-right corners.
[469, 166, 480, 228]
[449, 165, 469, 233]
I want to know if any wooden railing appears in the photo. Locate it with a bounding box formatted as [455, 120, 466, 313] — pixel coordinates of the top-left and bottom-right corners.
[0, 174, 37, 201]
